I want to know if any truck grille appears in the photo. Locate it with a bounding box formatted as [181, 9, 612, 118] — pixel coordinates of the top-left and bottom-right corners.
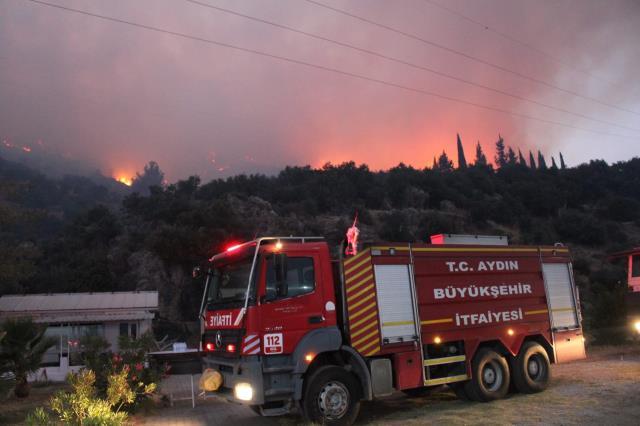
[203, 329, 244, 357]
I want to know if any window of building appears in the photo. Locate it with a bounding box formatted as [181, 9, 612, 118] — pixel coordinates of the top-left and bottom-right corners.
[120, 322, 138, 339]
[266, 257, 315, 300]
[42, 323, 105, 367]
[632, 255, 640, 278]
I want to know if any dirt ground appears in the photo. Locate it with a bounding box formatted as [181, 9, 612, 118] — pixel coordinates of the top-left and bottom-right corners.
[2, 345, 639, 425]
[351, 345, 640, 426]
[0, 383, 68, 425]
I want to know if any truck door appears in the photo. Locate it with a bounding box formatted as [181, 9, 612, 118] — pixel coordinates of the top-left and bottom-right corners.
[258, 251, 327, 355]
[542, 263, 586, 363]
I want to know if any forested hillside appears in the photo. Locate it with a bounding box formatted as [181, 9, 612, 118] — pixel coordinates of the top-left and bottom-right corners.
[1, 150, 639, 343]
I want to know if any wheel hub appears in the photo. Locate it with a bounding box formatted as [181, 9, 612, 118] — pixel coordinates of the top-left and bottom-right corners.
[528, 357, 540, 378]
[483, 366, 496, 384]
[482, 361, 503, 392]
[318, 381, 349, 420]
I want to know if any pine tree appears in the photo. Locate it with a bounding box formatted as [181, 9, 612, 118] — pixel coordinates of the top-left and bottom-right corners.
[456, 133, 467, 169]
[494, 135, 507, 168]
[551, 156, 558, 169]
[437, 151, 454, 172]
[474, 141, 488, 166]
[559, 152, 567, 169]
[507, 147, 517, 165]
[538, 150, 548, 170]
[518, 149, 527, 166]
[432, 156, 438, 170]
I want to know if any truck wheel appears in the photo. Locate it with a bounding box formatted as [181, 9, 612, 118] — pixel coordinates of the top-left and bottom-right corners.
[464, 348, 510, 402]
[302, 365, 361, 426]
[512, 342, 550, 393]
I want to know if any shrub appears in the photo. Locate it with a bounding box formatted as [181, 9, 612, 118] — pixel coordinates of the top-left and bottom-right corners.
[28, 368, 155, 426]
[78, 332, 163, 410]
[25, 407, 51, 426]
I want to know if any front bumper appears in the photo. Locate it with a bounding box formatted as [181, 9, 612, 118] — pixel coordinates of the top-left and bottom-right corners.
[203, 355, 265, 405]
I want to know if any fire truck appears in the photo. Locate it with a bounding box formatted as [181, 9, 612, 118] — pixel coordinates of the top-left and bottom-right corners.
[198, 234, 585, 425]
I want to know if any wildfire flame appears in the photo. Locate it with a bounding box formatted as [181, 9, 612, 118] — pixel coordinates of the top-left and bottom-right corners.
[22, 146, 32, 153]
[115, 175, 133, 186]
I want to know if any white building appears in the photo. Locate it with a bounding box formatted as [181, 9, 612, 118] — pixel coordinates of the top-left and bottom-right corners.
[0, 291, 158, 381]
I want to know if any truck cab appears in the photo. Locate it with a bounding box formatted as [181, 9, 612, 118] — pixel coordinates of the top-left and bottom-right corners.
[199, 237, 364, 421]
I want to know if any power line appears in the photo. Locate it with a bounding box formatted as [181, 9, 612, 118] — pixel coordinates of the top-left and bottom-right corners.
[19, 0, 638, 140]
[183, 0, 640, 133]
[421, 0, 624, 89]
[304, 0, 640, 117]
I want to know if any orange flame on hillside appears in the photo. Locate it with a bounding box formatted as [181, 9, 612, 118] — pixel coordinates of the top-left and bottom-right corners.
[115, 175, 133, 186]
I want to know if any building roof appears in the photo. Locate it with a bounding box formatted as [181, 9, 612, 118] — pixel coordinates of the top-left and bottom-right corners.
[0, 291, 158, 313]
[608, 247, 640, 260]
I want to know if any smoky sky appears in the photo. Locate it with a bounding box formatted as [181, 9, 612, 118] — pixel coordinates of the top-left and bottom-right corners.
[1, 0, 639, 181]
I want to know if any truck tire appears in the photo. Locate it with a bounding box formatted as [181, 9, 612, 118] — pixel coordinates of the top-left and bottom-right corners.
[464, 348, 510, 402]
[302, 365, 361, 426]
[512, 342, 550, 393]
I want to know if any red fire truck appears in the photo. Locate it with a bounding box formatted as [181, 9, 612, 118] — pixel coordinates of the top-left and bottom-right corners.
[198, 235, 585, 425]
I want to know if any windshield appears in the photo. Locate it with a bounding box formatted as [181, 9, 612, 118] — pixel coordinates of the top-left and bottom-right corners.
[206, 255, 256, 308]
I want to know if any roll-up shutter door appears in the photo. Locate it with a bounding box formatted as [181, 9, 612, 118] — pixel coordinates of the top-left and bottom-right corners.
[542, 263, 579, 329]
[373, 264, 418, 343]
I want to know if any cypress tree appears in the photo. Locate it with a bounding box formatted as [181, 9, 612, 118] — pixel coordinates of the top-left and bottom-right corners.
[538, 150, 548, 170]
[529, 151, 537, 169]
[456, 133, 467, 169]
[559, 152, 567, 169]
[518, 149, 527, 166]
[507, 147, 517, 165]
[432, 156, 438, 170]
[551, 157, 558, 170]
[475, 141, 488, 166]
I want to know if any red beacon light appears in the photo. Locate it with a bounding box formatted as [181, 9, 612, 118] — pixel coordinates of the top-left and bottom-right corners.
[225, 243, 243, 253]
[205, 342, 215, 351]
[226, 344, 237, 353]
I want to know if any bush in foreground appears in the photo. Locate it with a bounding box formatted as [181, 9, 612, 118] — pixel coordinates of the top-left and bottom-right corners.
[26, 368, 155, 425]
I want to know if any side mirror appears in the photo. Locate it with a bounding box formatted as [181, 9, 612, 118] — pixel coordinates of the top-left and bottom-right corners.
[274, 253, 288, 297]
[192, 266, 202, 279]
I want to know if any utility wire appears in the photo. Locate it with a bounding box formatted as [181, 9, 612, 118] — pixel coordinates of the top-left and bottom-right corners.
[20, 0, 638, 140]
[184, 0, 640, 133]
[304, 0, 640, 117]
[421, 0, 624, 89]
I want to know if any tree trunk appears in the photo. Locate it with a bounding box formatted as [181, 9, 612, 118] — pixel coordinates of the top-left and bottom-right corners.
[14, 376, 30, 398]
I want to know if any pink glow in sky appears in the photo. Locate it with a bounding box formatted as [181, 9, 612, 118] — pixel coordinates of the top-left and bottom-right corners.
[1, 0, 639, 180]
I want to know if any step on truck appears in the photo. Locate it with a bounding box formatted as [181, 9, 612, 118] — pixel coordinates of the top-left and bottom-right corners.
[197, 234, 586, 425]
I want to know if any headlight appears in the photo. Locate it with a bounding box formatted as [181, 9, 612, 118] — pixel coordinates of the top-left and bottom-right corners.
[634, 321, 640, 333]
[234, 382, 253, 401]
